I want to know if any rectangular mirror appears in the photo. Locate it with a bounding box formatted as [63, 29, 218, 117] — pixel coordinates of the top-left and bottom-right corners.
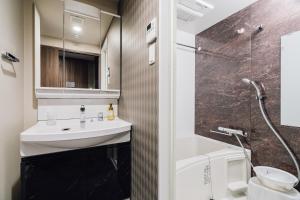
[35, 0, 64, 88]
[100, 12, 121, 90]
[34, 0, 121, 91]
[63, 0, 101, 89]
[281, 31, 300, 127]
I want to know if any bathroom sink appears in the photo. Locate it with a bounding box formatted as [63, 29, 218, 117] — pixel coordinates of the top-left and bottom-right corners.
[20, 118, 131, 157]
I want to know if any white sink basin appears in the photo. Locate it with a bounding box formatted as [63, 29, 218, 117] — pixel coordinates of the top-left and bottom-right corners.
[20, 118, 131, 157]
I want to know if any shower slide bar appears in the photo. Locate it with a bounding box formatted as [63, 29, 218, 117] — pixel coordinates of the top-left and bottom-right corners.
[176, 43, 236, 60]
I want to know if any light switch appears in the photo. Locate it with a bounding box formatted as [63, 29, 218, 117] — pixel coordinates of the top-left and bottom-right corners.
[149, 42, 155, 65]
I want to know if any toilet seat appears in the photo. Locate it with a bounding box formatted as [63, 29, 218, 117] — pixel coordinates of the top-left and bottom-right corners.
[247, 177, 300, 200]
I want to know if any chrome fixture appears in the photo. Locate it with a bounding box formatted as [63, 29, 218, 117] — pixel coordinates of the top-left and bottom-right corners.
[242, 78, 264, 100]
[210, 127, 253, 169]
[210, 127, 247, 137]
[244, 23, 264, 32]
[210, 130, 232, 137]
[80, 105, 86, 123]
[1, 52, 20, 62]
[242, 78, 300, 184]
[98, 112, 104, 121]
[257, 24, 264, 32]
[176, 43, 202, 51]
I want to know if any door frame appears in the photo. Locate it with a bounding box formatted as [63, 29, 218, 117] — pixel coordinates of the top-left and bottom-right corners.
[158, 0, 176, 199]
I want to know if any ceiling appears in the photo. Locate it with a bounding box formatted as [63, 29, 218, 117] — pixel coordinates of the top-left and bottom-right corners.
[36, 0, 119, 47]
[177, 0, 258, 35]
[77, 0, 119, 14]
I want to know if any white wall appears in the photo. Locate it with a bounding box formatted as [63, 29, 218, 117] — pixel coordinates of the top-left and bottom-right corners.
[0, 0, 24, 199]
[176, 30, 195, 137]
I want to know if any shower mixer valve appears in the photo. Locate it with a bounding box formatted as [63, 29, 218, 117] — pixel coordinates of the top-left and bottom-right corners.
[210, 127, 247, 137]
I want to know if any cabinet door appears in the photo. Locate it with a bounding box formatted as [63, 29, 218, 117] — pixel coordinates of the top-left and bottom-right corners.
[117, 142, 131, 198]
[85, 146, 124, 200]
[21, 144, 131, 200]
[21, 151, 86, 200]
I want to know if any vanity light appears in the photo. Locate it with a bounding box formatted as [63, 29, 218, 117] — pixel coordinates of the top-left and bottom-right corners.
[195, 0, 214, 10]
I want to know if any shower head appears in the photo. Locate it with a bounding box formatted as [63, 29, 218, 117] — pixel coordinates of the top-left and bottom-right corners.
[241, 78, 264, 100]
[242, 78, 251, 84]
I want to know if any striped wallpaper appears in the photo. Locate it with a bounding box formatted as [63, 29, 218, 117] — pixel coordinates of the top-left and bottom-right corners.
[119, 0, 159, 199]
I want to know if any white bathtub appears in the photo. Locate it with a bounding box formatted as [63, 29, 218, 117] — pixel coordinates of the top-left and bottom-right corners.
[176, 135, 251, 200]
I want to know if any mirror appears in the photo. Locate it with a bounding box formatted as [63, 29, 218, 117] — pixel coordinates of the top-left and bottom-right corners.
[35, 0, 64, 88]
[34, 0, 121, 90]
[62, 0, 101, 89]
[100, 12, 121, 90]
[281, 31, 300, 127]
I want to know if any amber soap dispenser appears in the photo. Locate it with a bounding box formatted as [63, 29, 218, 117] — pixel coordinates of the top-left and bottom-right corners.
[107, 103, 115, 120]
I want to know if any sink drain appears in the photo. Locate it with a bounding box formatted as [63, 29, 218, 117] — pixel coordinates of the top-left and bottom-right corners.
[62, 128, 71, 131]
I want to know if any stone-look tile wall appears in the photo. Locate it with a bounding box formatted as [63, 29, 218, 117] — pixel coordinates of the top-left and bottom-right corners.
[119, 0, 159, 199]
[196, 0, 300, 182]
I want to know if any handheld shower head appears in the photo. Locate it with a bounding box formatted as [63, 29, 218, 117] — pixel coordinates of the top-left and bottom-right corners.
[241, 78, 264, 100]
[241, 78, 300, 181]
[242, 78, 251, 85]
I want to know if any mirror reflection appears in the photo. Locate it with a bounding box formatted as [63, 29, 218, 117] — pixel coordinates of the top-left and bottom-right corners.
[35, 0, 121, 90]
[36, 0, 64, 87]
[63, 0, 101, 89]
[100, 12, 121, 90]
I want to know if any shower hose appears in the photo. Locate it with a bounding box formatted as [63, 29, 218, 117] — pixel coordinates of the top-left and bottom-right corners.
[234, 97, 300, 186]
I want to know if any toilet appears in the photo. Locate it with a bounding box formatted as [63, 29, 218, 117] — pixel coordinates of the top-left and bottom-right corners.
[247, 177, 300, 200]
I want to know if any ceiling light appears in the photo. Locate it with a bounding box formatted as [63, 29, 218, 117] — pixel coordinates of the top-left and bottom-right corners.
[72, 25, 82, 33]
[177, 3, 204, 18]
[195, 0, 214, 9]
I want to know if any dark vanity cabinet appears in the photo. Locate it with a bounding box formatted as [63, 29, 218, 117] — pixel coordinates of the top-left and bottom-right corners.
[21, 142, 131, 200]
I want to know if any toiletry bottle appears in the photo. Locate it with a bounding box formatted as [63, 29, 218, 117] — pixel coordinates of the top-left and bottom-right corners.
[80, 105, 86, 123]
[107, 103, 115, 120]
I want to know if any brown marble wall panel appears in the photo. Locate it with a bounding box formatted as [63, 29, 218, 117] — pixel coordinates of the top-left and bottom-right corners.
[195, 0, 300, 181]
[195, 7, 252, 147]
[119, 0, 159, 199]
[250, 0, 300, 177]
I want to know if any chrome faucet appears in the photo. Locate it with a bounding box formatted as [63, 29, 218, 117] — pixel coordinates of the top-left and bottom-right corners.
[80, 105, 86, 123]
[97, 112, 104, 121]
